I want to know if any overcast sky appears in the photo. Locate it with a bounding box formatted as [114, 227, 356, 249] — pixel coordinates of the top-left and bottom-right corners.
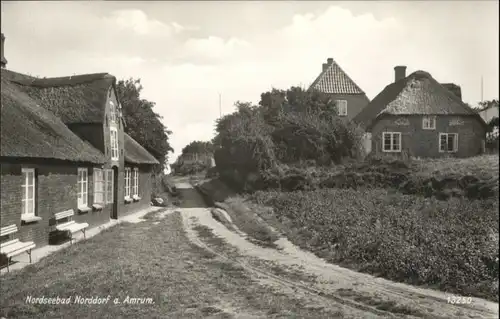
[2, 1, 498, 163]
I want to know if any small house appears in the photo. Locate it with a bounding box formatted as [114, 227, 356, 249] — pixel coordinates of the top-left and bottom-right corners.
[353, 66, 488, 158]
[308, 58, 370, 120]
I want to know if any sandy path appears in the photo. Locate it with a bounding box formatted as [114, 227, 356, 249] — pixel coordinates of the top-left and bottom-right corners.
[173, 181, 499, 319]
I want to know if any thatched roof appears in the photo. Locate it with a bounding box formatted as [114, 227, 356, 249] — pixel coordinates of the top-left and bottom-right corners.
[353, 70, 484, 130]
[124, 133, 159, 165]
[309, 58, 366, 94]
[3, 69, 115, 124]
[441, 83, 462, 100]
[1, 72, 106, 164]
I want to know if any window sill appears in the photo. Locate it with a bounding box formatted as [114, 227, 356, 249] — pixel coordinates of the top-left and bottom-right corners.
[124, 197, 133, 204]
[382, 150, 402, 153]
[132, 195, 141, 202]
[78, 206, 92, 214]
[21, 215, 42, 224]
[92, 204, 103, 211]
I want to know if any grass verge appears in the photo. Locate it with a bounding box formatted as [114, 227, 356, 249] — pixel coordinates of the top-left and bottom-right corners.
[0, 213, 346, 319]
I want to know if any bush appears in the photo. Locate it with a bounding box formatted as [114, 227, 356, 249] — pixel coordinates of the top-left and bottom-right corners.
[213, 89, 363, 193]
[251, 189, 500, 301]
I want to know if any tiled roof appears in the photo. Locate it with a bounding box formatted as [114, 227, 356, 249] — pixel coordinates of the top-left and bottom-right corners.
[309, 58, 365, 94]
[353, 70, 486, 130]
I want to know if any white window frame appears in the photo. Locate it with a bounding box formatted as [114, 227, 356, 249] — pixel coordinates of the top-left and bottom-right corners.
[336, 100, 348, 117]
[382, 132, 402, 152]
[105, 169, 114, 204]
[124, 167, 131, 198]
[110, 127, 119, 161]
[439, 133, 459, 153]
[77, 168, 88, 208]
[21, 168, 36, 217]
[109, 101, 117, 124]
[133, 168, 139, 196]
[422, 116, 436, 130]
[93, 168, 104, 204]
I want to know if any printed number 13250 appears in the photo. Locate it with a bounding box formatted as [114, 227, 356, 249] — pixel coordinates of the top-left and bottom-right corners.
[447, 296, 472, 304]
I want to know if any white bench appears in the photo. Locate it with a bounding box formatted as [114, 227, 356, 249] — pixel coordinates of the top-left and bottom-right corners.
[54, 209, 89, 244]
[0, 224, 36, 272]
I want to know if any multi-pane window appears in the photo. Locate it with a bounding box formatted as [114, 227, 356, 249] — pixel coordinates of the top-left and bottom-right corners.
[422, 116, 436, 130]
[336, 100, 348, 117]
[21, 168, 36, 217]
[110, 127, 119, 160]
[109, 101, 117, 123]
[382, 132, 402, 152]
[133, 168, 139, 196]
[104, 169, 114, 204]
[93, 168, 104, 204]
[439, 133, 458, 153]
[124, 168, 131, 198]
[77, 168, 88, 207]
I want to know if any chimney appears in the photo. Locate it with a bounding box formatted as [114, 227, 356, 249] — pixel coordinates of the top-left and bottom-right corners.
[394, 65, 406, 82]
[1, 33, 6, 68]
[322, 63, 328, 72]
[327, 58, 334, 65]
[442, 83, 462, 101]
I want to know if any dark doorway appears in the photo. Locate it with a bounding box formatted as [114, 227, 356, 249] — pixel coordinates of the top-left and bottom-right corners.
[111, 166, 119, 219]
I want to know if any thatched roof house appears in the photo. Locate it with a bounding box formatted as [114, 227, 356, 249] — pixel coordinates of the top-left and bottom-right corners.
[0, 33, 160, 248]
[353, 70, 483, 131]
[353, 66, 487, 158]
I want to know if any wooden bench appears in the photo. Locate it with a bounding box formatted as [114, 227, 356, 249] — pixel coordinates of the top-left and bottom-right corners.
[0, 224, 36, 272]
[54, 209, 89, 244]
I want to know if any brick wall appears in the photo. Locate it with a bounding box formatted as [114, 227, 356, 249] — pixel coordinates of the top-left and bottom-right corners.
[120, 165, 153, 216]
[328, 93, 370, 121]
[0, 161, 110, 247]
[370, 115, 486, 158]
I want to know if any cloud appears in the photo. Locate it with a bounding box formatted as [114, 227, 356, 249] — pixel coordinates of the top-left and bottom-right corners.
[2, 2, 497, 164]
[107, 9, 173, 36]
[176, 36, 251, 65]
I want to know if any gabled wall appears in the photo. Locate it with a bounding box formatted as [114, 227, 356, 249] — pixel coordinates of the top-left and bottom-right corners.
[328, 93, 370, 121]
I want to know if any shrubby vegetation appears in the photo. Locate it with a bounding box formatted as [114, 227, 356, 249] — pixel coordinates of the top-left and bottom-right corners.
[212, 87, 364, 191]
[171, 140, 214, 176]
[249, 189, 499, 301]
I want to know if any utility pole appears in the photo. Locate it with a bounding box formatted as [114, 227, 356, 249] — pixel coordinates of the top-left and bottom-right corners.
[481, 76, 484, 102]
[219, 93, 222, 118]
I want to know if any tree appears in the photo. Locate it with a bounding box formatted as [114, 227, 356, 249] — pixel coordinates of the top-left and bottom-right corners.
[181, 141, 214, 155]
[116, 78, 174, 169]
[212, 87, 363, 190]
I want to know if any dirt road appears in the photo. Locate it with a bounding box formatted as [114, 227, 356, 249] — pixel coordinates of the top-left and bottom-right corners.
[173, 180, 499, 319]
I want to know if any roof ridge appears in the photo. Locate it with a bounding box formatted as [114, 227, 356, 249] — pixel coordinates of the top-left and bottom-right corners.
[26, 73, 114, 88]
[2, 69, 114, 87]
[308, 58, 366, 95]
[329, 59, 365, 94]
